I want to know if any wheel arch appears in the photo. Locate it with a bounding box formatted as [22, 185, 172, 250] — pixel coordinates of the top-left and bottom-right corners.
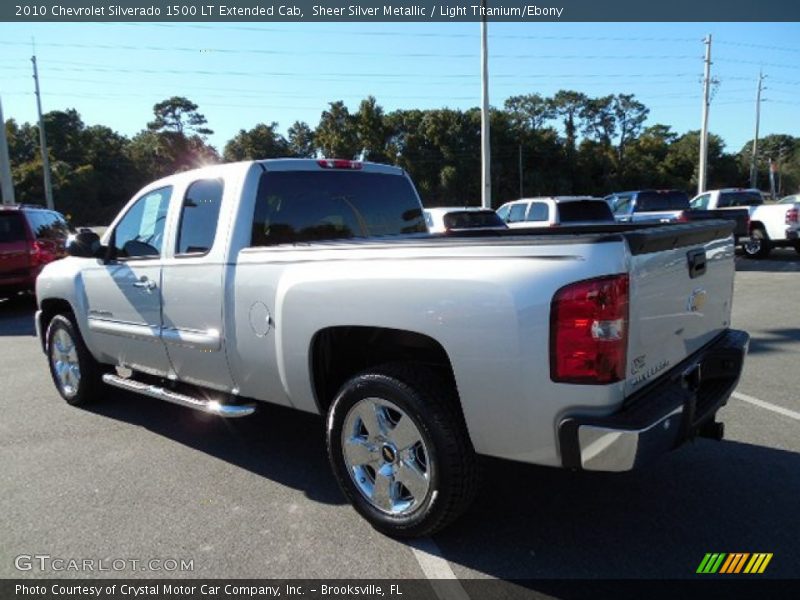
[38, 298, 77, 352]
[749, 220, 767, 236]
[309, 326, 461, 416]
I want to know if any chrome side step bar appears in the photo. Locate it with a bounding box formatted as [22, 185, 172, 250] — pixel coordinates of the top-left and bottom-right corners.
[102, 374, 256, 418]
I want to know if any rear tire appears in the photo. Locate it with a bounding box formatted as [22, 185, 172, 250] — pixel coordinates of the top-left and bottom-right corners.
[46, 314, 105, 405]
[326, 362, 477, 537]
[743, 227, 771, 259]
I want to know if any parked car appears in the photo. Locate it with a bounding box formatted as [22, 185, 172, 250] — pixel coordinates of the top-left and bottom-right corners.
[36, 159, 747, 537]
[778, 194, 799, 204]
[496, 196, 615, 228]
[0, 204, 70, 298]
[605, 189, 750, 243]
[605, 189, 691, 223]
[424, 207, 507, 234]
[690, 188, 800, 258]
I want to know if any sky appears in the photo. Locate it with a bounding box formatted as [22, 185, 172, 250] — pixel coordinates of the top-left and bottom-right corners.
[1, 21, 799, 156]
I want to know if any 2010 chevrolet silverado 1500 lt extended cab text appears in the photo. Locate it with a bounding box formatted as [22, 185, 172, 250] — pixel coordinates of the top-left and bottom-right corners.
[35, 159, 749, 537]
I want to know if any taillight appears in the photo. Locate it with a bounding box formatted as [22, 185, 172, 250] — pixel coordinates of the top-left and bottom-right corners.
[676, 211, 689, 223]
[786, 207, 799, 225]
[550, 274, 629, 384]
[317, 159, 362, 170]
[29, 241, 55, 267]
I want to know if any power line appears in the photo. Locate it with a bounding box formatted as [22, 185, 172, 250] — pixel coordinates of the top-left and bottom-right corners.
[98, 22, 697, 43]
[0, 40, 700, 62]
[716, 40, 800, 54]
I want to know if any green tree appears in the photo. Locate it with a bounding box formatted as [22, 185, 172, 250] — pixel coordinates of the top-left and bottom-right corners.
[223, 122, 289, 161]
[287, 121, 316, 158]
[147, 96, 213, 138]
[504, 93, 554, 134]
[134, 97, 219, 178]
[355, 96, 389, 162]
[315, 101, 359, 159]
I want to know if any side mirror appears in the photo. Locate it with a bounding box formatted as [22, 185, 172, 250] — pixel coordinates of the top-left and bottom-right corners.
[67, 231, 106, 259]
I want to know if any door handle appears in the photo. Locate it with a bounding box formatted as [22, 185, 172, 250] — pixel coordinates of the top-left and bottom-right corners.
[133, 277, 157, 291]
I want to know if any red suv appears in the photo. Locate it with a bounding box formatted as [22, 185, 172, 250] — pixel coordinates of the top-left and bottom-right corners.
[0, 205, 70, 298]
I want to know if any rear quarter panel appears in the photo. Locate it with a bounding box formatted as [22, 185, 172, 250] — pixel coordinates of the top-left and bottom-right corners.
[230, 239, 629, 466]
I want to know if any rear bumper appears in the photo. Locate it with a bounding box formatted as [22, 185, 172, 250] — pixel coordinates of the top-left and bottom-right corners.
[558, 329, 749, 472]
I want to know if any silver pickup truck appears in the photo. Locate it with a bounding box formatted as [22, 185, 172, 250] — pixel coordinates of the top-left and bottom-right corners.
[35, 159, 749, 537]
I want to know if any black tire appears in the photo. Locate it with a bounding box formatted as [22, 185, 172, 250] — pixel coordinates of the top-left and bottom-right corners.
[46, 314, 105, 405]
[326, 362, 477, 538]
[742, 227, 771, 259]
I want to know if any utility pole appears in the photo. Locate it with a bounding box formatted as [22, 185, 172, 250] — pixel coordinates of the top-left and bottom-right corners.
[697, 34, 712, 195]
[749, 71, 765, 189]
[518, 144, 523, 198]
[480, 0, 491, 208]
[32, 51, 54, 210]
[0, 95, 16, 205]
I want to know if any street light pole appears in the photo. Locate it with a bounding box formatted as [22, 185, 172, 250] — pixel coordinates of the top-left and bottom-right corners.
[0, 95, 16, 205]
[697, 34, 712, 195]
[749, 71, 765, 189]
[32, 52, 54, 210]
[480, 0, 491, 208]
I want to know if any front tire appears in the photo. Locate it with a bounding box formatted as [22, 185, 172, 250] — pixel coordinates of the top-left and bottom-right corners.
[46, 314, 104, 405]
[326, 363, 477, 537]
[743, 227, 771, 259]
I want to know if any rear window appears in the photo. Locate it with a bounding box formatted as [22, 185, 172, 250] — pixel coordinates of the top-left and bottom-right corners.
[558, 201, 614, 223]
[0, 213, 27, 243]
[718, 191, 763, 207]
[635, 191, 689, 212]
[27, 210, 69, 240]
[442, 210, 504, 230]
[251, 171, 426, 246]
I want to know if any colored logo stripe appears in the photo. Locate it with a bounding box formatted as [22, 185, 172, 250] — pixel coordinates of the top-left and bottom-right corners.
[697, 553, 773, 574]
[697, 553, 726, 573]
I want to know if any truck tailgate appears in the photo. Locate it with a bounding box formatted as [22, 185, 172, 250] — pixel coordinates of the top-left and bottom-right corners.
[623, 221, 735, 396]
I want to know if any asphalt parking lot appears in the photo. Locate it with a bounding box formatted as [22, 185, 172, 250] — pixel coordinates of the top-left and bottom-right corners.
[1, 250, 798, 585]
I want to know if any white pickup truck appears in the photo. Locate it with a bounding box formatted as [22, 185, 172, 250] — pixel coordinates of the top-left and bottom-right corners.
[690, 188, 800, 258]
[35, 159, 749, 537]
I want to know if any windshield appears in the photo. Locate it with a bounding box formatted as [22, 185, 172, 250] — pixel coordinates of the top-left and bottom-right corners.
[635, 191, 689, 212]
[0, 213, 26, 243]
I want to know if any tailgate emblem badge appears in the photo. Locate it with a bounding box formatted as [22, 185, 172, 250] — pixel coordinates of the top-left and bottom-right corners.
[687, 288, 707, 313]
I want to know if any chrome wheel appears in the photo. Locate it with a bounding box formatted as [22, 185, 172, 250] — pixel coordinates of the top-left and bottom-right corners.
[743, 237, 762, 255]
[50, 327, 81, 398]
[341, 397, 431, 516]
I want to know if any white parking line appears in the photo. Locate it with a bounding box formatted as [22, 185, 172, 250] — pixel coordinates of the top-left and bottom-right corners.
[410, 537, 470, 600]
[733, 391, 800, 421]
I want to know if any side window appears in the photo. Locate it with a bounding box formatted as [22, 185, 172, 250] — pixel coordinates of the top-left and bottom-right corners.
[691, 194, 710, 210]
[507, 203, 528, 223]
[33, 212, 68, 240]
[112, 187, 172, 259]
[717, 193, 732, 208]
[496, 205, 510, 222]
[176, 179, 224, 255]
[613, 195, 632, 215]
[526, 202, 549, 222]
